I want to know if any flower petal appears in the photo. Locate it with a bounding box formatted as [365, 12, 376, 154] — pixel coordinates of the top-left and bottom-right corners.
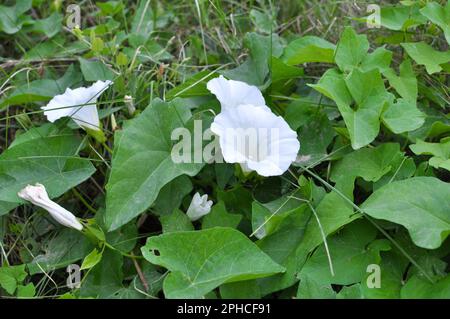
[211, 104, 300, 176]
[186, 192, 213, 221]
[207, 75, 269, 111]
[41, 80, 112, 131]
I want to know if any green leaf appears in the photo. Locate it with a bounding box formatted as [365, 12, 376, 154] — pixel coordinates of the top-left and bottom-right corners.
[85, 223, 106, 242]
[22, 37, 87, 61]
[410, 138, 450, 172]
[153, 175, 193, 216]
[375, 5, 426, 31]
[360, 251, 405, 299]
[250, 9, 276, 34]
[0, 265, 27, 295]
[331, 143, 405, 184]
[131, 0, 154, 36]
[214, 163, 234, 190]
[79, 58, 114, 81]
[298, 220, 389, 291]
[166, 71, 217, 100]
[131, 262, 164, 297]
[97, 1, 125, 15]
[401, 275, 450, 298]
[382, 98, 425, 134]
[282, 36, 335, 65]
[345, 68, 388, 148]
[335, 27, 369, 73]
[141, 227, 285, 298]
[0, 0, 32, 34]
[252, 192, 308, 239]
[160, 209, 194, 233]
[296, 273, 336, 299]
[310, 68, 387, 149]
[250, 185, 323, 295]
[0, 65, 82, 107]
[80, 250, 138, 298]
[254, 198, 312, 295]
[270, 57, 304, 83]
[80, 248, 103, 270]
[105, 99, 204, 230]
[408, 107, 450, 140]
[10, 123, 71, 147]
[296, 143, 402, 291]
[105, 221, 138, 252]
[337, 284, 363, 299]
[401, 42, 450, 74]
[222, 33, 283, 86]
[202, 201, 242, 229]
[31, 12, 63, 38]
[217, 185, 253, 217]
[383, 59, 418, 104]
[362, 176, 450, 249]
[360, 47, 393, 73]
[295, 110, 335, 166]
[0, 133, 96, 216]
[27, 228, 93, 274]
[16, 283, 36, 298]
[420, 1, 450, 45]
[291, 178, 357, 294]
[220, 280, 261, 299]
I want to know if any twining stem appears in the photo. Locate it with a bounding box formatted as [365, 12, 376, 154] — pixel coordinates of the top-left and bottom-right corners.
[289, 195, 335, 277]
[103, 241, 143, 260]
[102, 142, 113, 154]
[72, 188, 97, 214]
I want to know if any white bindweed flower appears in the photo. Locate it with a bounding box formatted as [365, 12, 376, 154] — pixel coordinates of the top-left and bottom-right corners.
[211, 104, 300, 176]
[206, 75, 270, 112]
[41, 80, 113, 131]
[186, 192, 213, 221]
[18, 183, 83, 231]
[207, 75, 300, 176]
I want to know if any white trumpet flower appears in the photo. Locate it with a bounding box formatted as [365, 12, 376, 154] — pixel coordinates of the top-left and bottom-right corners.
[211, 104, 300, 176]
[186, 192, 213, 221]
[18, 183, 83, 231]
[207, 76, 300, 177]
[41, 80, 113, 131]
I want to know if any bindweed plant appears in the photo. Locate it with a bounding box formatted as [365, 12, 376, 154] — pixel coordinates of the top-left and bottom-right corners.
[0, 0, 449, 300]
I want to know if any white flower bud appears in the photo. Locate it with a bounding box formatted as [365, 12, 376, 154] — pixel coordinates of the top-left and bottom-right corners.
[18, 183, 83, 231]
[124, 95, 135, 115]
[186, 192, 213, 221]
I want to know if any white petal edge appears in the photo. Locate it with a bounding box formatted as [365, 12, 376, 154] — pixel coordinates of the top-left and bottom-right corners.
[206, 75, 269, 112]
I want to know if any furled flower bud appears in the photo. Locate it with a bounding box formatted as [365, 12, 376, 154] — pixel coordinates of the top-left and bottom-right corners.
[18, 183, 83, 231]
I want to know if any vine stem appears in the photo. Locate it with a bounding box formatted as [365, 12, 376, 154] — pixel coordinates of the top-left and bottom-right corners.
[102, 142, 113, 154]
[289, 195, 335, 277]
[103, 242, 143, 260]
[72, 188, 97, 214]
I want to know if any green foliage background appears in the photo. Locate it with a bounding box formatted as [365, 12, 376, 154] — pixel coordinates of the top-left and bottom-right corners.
[0, 0, 449, 299]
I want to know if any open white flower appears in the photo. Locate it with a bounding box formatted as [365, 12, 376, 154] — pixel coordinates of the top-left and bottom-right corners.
[211, 104, 300, 176]
[18, 183, 83, 231]
[206, 75, 269, 112]
[41, 80, 113, 131]
[186, 192, 213, 221]
[207, 76, 300, 176]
